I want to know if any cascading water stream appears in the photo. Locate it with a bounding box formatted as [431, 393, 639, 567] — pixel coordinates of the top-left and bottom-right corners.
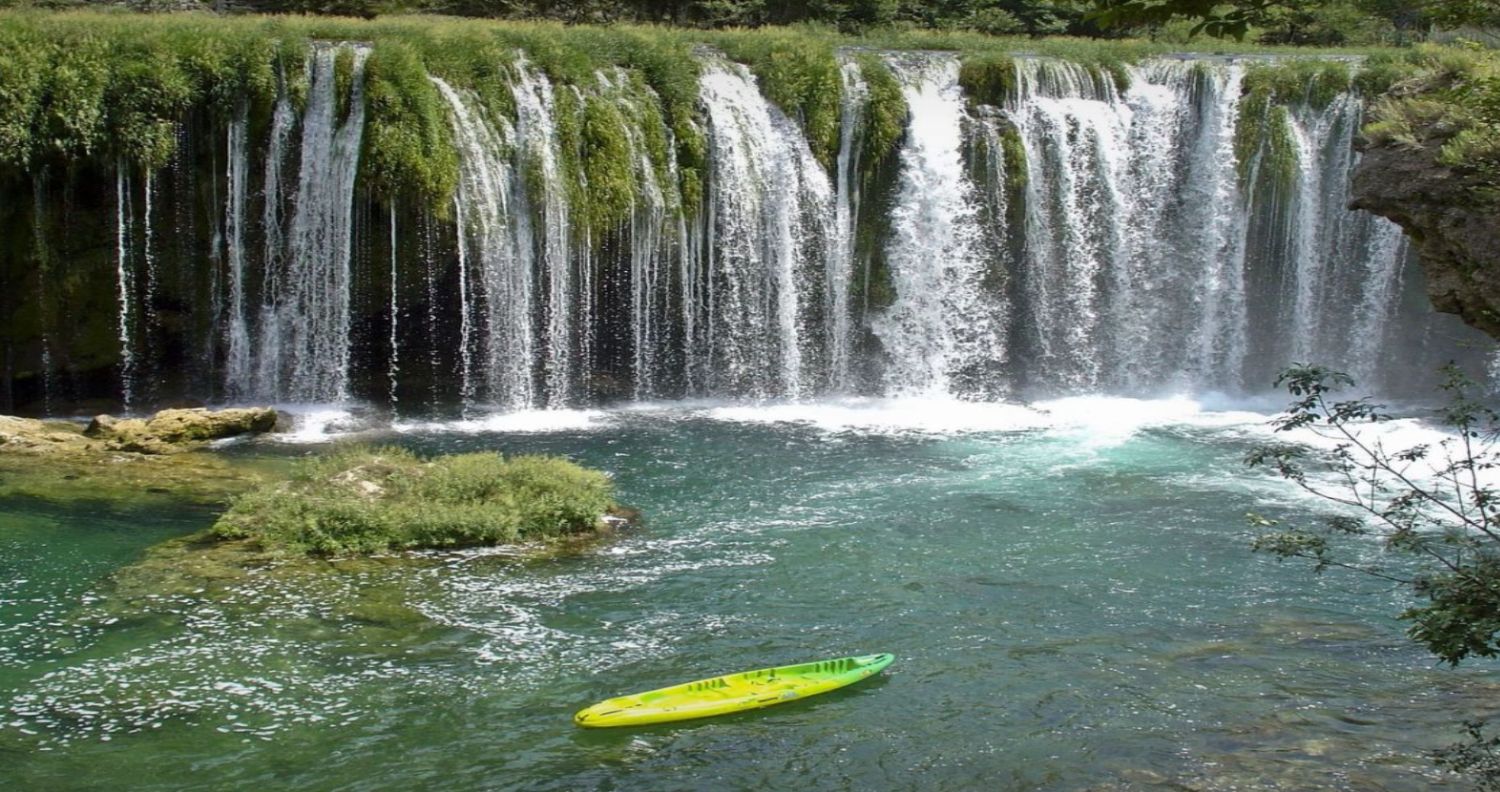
[695, 55, 834, 399]
[828, 58, 867, 393]
[596, 68, 678, 401]
[30, 178, 54, 415]
[252, 44, 369, 403]
[874, 53, 1006, 398]
[244, 91, 298, 400]
[1010, 58, 1130, 392]
[433, 75, 536, 411]
[32, 46, 1488, 416]
[511, 58, 575, 408]
[995, 57, 1416, 395]
[223, 105, 251, 401]
[114, 161, 136, 412]
[389, 203, 401, 409]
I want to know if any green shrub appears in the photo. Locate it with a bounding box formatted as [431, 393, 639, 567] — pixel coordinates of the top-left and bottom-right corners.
[958, 53, 1016, 107]
[363, 39, 460, 210]
[211, 446, 617, 556]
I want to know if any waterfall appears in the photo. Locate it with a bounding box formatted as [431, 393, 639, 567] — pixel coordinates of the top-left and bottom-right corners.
[991, 57, 1420, 395]
[1010, 59, 1130, 392]
[389, 203, 401, 409]
[828, 58, 867, 393]
[114, 161, 136, 412]
[253, 44, 369, 402]
[1346, 225, 1409, 383]
[695, 55, 834, 398]
[30, 178, 54, 415]
[1286, 94, 1367, 364]
[1182, 63, 1251, 387]
[249, 91, 297, 399]
[142, 171, 158, 355]
[14, 45, 1489, 415]
[512, 58, 575, 407]
[223, 105, 251, 401]
[598, 68, 678, 401]
[874, 53, 1006, 398]
[433, 75, 535, 410]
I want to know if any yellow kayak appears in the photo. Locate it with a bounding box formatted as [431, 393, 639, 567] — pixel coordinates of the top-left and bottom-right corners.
[574, 653, 894, 728]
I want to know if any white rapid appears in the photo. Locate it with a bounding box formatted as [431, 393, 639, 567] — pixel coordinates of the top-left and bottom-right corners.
[873, 53, 1006, 398]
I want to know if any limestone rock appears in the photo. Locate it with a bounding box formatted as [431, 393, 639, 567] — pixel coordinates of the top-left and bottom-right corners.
[84, 407, 279, 454]
[0, 415, 91, 453]
[1350, 138, 1500, 340]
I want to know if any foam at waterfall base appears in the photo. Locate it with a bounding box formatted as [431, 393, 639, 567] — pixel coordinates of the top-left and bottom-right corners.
[698, 395, 1267, 441]
[394, 409, 608, 435]
[256, 395, 1493, 490]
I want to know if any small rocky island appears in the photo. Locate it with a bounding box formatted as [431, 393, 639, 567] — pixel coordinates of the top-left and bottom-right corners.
[0, 406, 633, 558]
[212, 445, 632, 556]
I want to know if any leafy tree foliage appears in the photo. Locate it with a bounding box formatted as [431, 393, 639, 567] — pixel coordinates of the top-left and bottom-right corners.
[1087, 0, 1466, 43]
[1247, 364, 1500, 787]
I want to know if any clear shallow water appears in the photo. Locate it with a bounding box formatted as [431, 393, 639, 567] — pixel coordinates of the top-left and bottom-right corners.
[2, 398, 1497, 790]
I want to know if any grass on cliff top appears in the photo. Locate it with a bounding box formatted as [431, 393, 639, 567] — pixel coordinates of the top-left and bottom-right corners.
[211, 446, 616, 556]
[0, 9, 1437, 223]
[1361, 44, 1500, 189]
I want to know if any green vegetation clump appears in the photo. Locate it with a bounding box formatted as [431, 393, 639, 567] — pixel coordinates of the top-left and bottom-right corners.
[1242, 59, 1354, 108]
[997, 120, 1029, 197]
[212, 446, 617, 556]
[958, 53, 1017, 108]
[1361, 45, 1500, 189]
[1233, 60, 1356, 187]
[856, 53, 908, 169]
[363, 40, 460, 209]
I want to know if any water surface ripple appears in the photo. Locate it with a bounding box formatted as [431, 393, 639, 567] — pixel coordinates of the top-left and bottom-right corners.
[2, 399, 1495, 790]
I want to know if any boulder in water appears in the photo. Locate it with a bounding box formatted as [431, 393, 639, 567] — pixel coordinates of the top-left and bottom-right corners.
[84, 407, 279, 454]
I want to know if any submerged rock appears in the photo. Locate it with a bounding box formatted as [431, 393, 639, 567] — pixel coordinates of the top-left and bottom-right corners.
[0, 407, 280, 505]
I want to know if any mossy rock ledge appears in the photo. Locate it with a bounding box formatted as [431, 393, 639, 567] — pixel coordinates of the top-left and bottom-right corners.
[0, 407, 279, 457]
[1351, 135, 1500, 340]
[208, 446, 637, 557]
[0, 407, 281, 504]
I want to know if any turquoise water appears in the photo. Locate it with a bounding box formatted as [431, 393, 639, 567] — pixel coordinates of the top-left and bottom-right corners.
[2, 398, 1496, 790]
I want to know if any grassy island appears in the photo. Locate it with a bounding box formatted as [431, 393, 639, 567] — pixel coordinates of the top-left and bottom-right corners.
[210, 446, 620, 556]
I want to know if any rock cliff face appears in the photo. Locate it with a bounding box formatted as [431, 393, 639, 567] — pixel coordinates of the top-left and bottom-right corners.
[1351, 140, 1500, 340]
